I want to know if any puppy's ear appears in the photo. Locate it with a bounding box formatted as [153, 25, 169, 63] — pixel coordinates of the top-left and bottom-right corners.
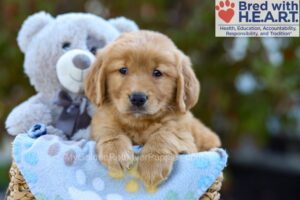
[176, 51, 200, 113]
[84, 52, 106, 107]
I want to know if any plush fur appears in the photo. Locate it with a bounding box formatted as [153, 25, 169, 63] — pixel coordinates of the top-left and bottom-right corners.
[85, 30, 221, 187]
[5, 12, 138, 139]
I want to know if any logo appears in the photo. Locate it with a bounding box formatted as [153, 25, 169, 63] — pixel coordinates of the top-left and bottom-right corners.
[216, 0, 235, 23]
[215, 0, 299, 37]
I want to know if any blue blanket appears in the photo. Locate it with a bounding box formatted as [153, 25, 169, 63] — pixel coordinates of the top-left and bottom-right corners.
[13, 134, 228, 200]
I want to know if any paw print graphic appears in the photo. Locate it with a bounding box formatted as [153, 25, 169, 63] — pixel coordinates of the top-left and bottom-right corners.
[216, 0, 235, 23]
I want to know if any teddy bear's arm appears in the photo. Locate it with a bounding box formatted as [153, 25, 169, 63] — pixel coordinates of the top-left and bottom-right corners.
[5, 95, 53, 136]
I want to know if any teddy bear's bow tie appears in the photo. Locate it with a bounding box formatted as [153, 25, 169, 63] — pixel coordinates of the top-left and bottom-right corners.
[54, 90, 91, 139]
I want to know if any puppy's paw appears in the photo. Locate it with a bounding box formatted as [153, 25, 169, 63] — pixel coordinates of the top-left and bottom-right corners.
[96, 140, 134, 177]
[138, 152, 175, 190]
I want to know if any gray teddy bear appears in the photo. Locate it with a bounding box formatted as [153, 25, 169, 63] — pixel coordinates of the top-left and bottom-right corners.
[5, 11, 138, 140]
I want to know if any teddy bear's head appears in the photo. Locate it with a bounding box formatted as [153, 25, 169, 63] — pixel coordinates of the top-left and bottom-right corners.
[18, 12, 138, 97]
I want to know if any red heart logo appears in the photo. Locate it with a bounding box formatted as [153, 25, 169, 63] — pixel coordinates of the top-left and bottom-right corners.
[218, 9, 234, 23]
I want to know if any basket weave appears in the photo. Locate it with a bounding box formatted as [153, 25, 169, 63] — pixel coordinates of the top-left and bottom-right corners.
[5, 161, 223, 200]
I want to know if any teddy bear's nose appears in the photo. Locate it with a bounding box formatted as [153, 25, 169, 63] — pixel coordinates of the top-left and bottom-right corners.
[72, 54, 91, 70]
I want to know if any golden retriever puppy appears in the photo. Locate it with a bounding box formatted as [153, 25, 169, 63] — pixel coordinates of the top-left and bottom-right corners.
[85, 30, 221, 188]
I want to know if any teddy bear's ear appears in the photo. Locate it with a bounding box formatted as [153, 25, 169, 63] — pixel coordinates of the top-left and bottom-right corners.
[108, 17, 139, 33]
[17, 11, 54, 53]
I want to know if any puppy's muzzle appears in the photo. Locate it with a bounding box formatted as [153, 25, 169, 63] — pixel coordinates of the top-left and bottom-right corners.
[129, 92, 148, 107]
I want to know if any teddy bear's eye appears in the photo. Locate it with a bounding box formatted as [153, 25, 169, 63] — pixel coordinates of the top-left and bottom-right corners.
[90, 46, 98, 55]
[62, 42, 71, 50]
[86, 35, 106, 55]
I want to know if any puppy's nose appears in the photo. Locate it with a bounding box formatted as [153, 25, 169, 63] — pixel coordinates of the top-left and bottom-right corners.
[129, 92, 148, 107]
[72, 54, 91, 70]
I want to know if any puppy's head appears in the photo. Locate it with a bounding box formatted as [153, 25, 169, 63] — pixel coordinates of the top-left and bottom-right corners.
[85, 30, 200, 118]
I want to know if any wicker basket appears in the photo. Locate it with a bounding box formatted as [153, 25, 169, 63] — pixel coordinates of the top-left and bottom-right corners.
[5, 161, 223, 200]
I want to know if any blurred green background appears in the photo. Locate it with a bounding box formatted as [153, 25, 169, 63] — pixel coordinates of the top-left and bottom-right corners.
[1, 0, 300, 199]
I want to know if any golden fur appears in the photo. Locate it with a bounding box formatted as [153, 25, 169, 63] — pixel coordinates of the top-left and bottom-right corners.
[85, 30, 221, 187]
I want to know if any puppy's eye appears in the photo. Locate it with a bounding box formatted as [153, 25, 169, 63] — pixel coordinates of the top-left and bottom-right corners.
[119, 67, 128, 75]
[62, 42, 71, 50]
[152, 69, 162, 77]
